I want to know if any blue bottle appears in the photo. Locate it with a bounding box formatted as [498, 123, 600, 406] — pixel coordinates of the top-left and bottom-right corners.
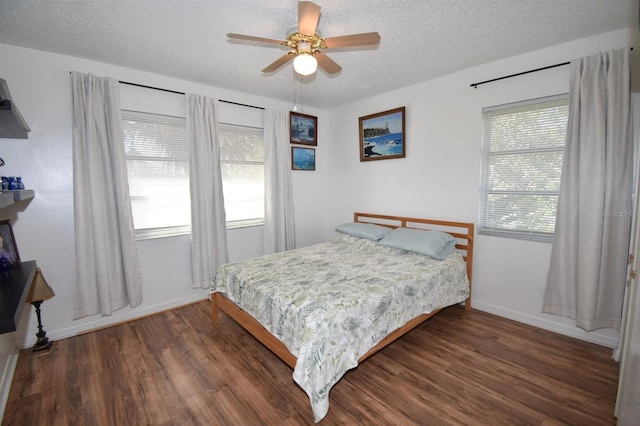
[0, 255, 10, 277]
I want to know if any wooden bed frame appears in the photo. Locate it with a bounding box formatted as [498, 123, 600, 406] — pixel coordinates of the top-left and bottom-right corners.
[211, 212, 474, 369]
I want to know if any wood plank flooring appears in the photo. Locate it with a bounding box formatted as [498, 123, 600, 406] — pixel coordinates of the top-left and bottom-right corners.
[3, 300, 619, 425]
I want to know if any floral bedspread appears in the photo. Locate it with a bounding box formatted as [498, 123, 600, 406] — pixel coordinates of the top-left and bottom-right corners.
[212, 233, 470, 422]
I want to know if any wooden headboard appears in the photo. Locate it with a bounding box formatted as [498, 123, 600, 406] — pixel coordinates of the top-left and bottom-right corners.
[354, 212, 475, 308]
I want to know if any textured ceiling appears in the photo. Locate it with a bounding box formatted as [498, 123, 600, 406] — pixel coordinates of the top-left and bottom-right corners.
[0, 0, 636, 109]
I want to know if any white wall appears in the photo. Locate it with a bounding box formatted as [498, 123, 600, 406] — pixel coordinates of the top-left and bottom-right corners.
[0, 42, 331, 351]
[325, 28, 639, 348]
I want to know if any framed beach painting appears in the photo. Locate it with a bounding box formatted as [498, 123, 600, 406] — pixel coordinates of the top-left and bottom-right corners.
[290, 112, 317, 146]
[359, 107, 406, 162]
[292, 147, 315, 171]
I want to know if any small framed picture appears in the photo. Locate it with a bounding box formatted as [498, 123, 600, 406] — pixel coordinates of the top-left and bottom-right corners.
[292, 147, 315, 171]
[359, 106, 406, 161]
[0, 220, 20, 266]
[290, 112, 317, 146]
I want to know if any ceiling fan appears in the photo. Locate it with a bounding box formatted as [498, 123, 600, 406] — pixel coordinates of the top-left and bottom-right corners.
[227, 1, 381, 76]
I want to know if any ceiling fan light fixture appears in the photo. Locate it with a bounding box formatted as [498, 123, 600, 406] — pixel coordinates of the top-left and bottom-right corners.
[293, 53, 317, 75]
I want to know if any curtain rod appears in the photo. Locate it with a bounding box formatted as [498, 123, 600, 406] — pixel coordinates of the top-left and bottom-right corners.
[470, 47, 634, 89]
[218, 99, 265, 110]
[116, 79, 265, 110]
[470, 61, 569, 88]
[118, 80, 185, 95]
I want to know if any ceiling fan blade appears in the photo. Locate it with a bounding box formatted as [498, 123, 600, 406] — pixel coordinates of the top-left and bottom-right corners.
[298, 1, 321, 36]
[324, 32, 381, 49]
[227, 33, 285, 46]
[315, 51, 342, 75]
[262, 54, 294, 73]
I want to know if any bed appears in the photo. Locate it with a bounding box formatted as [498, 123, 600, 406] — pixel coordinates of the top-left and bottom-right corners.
[211, 212, 474, 422]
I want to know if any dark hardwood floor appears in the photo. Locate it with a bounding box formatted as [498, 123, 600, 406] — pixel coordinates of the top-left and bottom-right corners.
[4, 300, 619, 425]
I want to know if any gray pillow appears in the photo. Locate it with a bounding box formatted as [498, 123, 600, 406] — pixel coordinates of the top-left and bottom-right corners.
[335, 222, 392, 241]
[378, 227, 456, 260]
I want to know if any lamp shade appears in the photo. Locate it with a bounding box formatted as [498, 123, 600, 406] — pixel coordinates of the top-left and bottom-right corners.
[293, 53, 317, 76]
[26, 268, 55, 303]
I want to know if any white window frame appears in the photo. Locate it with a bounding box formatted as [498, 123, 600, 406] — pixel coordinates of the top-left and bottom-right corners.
[478, 94, 569, 242]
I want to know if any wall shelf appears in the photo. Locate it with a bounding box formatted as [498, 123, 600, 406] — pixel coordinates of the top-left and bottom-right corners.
[0, 189, 37, 333]
[0, 190, 34, 209]
[0, 260, 36, 334]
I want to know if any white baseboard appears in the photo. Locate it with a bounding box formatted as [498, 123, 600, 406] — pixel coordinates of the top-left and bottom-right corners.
[21, 293, 209, 349]
[471, 300, 619, 348]
[20, 294, 617, 351]
[0, 347, 19, 424]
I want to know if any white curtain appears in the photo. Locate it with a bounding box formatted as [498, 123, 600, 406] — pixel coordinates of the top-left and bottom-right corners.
[543, 48, 633, 331]
[71, 72, 142, 319]
[186, 94, 228, 288]
[263, 109, 295, 254]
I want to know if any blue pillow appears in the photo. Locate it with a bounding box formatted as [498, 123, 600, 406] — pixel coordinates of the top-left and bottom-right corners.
[378, 227, 456, 260]
[335, 222, 392, 241]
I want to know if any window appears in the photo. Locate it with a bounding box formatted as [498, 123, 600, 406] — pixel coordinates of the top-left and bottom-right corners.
[122, 111, 265, 238]
[478, 94, 569, 242]
[218, 123, 265, 227]
[123, 110, 190, 239]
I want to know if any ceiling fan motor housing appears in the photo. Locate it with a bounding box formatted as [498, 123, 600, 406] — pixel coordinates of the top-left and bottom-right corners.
[285, 32, 326, 56]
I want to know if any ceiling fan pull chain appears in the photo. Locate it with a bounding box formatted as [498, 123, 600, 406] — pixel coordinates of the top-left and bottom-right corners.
[292, 68, 298, 111]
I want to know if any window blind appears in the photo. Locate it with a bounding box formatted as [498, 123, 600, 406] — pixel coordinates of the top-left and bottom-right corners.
[122, 110, 190, 238]
[218, 123, 265, 226]
[479, 94, 569, 242]
[122, 112, 266, 237]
